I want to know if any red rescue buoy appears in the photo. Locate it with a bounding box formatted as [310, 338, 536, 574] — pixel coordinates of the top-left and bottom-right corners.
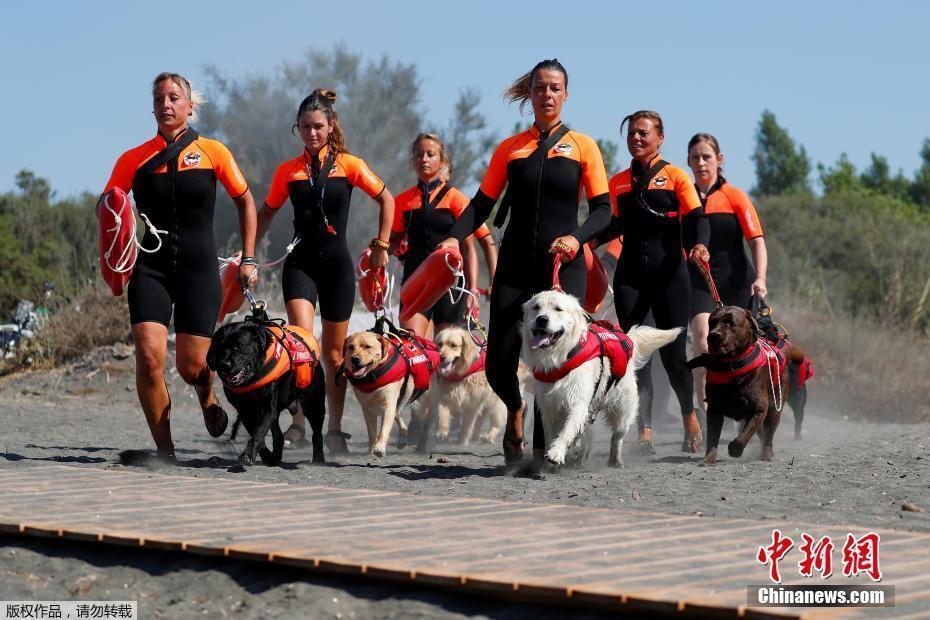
[97, 187, 137, 296]
[582, 244, 608, 314]
[399, 247, 463, 323]
[217, 256, 245, 322]
[356, 248, 388, 312]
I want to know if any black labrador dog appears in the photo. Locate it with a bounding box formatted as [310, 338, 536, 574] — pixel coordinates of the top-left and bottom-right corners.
[207, 321, 326, 466]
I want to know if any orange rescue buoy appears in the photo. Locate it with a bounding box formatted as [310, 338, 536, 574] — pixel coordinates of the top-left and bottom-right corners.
[97, 187, 137, 296]
[399, 247, 463, 323]
[356, 248, 388, 312]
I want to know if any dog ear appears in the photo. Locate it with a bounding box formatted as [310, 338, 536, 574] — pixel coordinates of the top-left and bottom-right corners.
[378, 335, 391, 360]
[744, 308, 764, 339]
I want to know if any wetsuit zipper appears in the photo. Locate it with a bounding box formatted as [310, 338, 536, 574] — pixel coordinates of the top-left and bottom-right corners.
[168, 155, 178, 272]
[531, 127, 549, 263]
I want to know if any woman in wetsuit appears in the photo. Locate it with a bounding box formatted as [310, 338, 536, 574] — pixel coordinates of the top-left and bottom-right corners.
[391, 133, 498, 337]
[601, 111, 710, 455]
[687, 133, 768, 409]
[103, 72, 258, 459]
[256, 89, 394, 454]
[439, 59, 611, 465]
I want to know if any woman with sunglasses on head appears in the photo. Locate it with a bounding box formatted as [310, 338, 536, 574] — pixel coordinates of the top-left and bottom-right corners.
[256, 89, 394, 454]
[438, 59, 611, 465]
[103, 72, 258, 459]
[391, 132, 497, 338]
[686, 132, 767, 411]
[599, 110, 710, 455]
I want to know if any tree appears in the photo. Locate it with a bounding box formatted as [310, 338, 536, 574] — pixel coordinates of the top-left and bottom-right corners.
[860, 153, 910, 201]
[0, 171, 97, 310]
[440, 88, 496, 187]
[596, 138, 620, 176]
[909, 138, 930, 211]
[751, 110, 811, 196]
[818, 153, 861, 195]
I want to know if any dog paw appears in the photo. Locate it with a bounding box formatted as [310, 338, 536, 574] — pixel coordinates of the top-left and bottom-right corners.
[312, 450, 326, 464]
[436, 431, 449, 442]
[701, 450, 718, 466]
[607, 457, 623, 469]
[727, 440, 744, 458]
[396, 432, 408, 451]
[545, 448, 565, 466]
[238, 453, 254, 467]
[371, 444, 386, 458]
[760, 447, 774, 462]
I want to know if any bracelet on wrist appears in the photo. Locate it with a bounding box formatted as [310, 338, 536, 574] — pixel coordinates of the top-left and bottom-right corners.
[241, 256, 257, 266]
[369, 238, 390, 251]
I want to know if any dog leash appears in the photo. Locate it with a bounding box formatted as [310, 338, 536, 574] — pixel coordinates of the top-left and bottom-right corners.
[550, 241, 576, 292]
[759, 338, 785, 412]
[690, 254, 722, 308]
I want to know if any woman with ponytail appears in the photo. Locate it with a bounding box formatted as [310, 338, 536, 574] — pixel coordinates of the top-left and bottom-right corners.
[437, 59, 611, 466]
[391, 132, 498, 337]
[103, 72, 258, 459]
[686, 133, 768, 411]
[256, 89, 394, 454]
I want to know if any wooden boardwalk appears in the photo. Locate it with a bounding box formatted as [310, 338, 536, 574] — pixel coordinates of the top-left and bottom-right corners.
[0, 465, 926, 619]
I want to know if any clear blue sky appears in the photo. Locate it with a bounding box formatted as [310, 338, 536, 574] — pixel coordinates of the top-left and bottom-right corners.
[2, 1, 928, 198]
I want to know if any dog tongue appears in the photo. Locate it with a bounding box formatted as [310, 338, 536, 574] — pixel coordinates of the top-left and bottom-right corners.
[350, 366, 369, 378]
[439, 361, 455, 376]
[530, 333, 553, 349]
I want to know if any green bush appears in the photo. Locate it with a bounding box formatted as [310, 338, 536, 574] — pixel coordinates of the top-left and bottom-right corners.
[761, 189, 930, 335]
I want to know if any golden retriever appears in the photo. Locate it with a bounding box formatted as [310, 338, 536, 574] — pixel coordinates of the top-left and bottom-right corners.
[342, 331, 414, 457]
[417, 325, 506, 452]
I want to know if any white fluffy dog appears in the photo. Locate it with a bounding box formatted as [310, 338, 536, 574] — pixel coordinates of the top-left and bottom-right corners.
[418, 325, 506, 451]
[521, 290, 681, 467]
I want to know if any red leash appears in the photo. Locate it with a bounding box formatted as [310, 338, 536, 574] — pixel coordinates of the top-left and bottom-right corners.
[550, 241, 576, 291]
[690, 254, 722, 308]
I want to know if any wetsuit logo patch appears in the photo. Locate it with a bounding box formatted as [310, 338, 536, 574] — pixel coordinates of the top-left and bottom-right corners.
[182, 152, 201, 168]
[652, 176, 668, 188]
[553, 143, 573, 154]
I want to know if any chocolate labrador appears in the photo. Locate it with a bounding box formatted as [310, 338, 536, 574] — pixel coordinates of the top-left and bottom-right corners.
[688, 306, 790, 464]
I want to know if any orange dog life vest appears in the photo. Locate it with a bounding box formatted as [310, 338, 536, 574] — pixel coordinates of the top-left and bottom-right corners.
[226, 324, 319, 394]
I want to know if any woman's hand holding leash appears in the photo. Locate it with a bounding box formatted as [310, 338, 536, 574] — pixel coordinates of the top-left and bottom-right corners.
[751, 277, 767, 300]
[239, 257, 259, 290]
[549, 235, 579, 263]
[688, 243, 710, 264]
[436, 237, 460, 252]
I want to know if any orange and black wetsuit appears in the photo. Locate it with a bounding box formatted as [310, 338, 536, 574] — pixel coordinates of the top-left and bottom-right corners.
[601, 155, 709, 430]
[104, 128, 249, 337]
[265, 145, 385, 322]
[687, 178, 763, 315]
[392, 179, 491, 325]
[449, 123, 611, 447]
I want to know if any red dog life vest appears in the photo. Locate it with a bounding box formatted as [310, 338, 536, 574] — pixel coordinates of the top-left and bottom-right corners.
[226, 324, 319, 394]
[704, 340, 787, 386]
[766, 332, 815, 389]
[533, 321, 634, 385]
[348, 334, 441, 399]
